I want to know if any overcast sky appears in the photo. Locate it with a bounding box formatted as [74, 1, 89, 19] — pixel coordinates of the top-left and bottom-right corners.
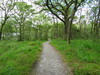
[0, 0, 91, 22]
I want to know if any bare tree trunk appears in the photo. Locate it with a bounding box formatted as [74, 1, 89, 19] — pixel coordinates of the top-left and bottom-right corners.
[56, 17, 58, 39]
[19, 24, 22, 41]
[0, 27, 3, 40]
[0, 32, 2, 40]
[90, 20, 93, 35]
[67, 23, 71, 44]
[96, 1, 100, 39]
[0, 18, 8, 40]
[64, 21, 68, 40]
[67, 9, 77, 44]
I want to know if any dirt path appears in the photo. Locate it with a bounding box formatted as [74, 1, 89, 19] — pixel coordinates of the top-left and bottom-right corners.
[31, 41, 73, 75]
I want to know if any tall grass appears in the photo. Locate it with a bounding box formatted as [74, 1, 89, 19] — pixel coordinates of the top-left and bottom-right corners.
[51, 39, 100, 75]
[0, 41, 44, 75]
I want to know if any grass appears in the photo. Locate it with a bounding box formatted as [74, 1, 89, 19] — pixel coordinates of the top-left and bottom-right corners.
[51, 39, 100, 75]
[0, 40, 44, 75]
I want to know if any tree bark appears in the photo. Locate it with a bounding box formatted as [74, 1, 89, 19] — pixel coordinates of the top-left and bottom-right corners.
[0, 17, 8, 40]
[64, 22, 67, 40]
[67, 8, 77, 44]
[19, 24, 22, 41]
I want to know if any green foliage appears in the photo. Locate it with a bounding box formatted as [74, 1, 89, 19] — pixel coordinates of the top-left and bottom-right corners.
[51, 39, 100, 75]
[15, 2, 32, 12]
[3, 24, 13, 33]
[0, 41, 44, 75]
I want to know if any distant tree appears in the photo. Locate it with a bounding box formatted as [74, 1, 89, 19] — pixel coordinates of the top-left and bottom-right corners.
[24, 19, 33, 41]
[13, 2, 34, 41]
[0, 0, 15, 40]
[89, 0, 100, 39]
[32, 14, 51, 40]
[3, 20, 13, 40]
[93, 0, 100, 39]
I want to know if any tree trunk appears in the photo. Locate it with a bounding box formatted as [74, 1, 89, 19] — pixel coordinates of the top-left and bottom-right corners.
[0, 15, 9, 40]
[0, 23, 6, 40]
[90, 20, 93, 35]
[96, 3, 100, 39]
[64, 21, 71, 44]
[19, 24, 22, 41]
[0, 32, 2, 40]
[67, 25, 71, 44]
[64, 21, 68, 40]
[67, 9, 76, 44]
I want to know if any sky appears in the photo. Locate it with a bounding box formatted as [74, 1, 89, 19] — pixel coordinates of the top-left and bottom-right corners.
[0, 0, 91, 23]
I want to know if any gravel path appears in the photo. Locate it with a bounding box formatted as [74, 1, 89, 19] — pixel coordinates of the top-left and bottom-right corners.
[31, 41, 73, 75]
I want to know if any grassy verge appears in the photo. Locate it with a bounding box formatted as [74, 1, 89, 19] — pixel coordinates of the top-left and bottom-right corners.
[0, 40, 44, 75]
[51, 39, 100, 75]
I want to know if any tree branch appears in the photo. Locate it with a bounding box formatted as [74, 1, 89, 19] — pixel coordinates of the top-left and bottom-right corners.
[64, 0, 68, 5]
[76, 0, 85, 8]
[49, 0, 65, 15]
[46, 0, 64, 22]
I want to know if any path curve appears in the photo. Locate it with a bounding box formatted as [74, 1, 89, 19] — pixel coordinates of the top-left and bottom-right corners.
[31, 41, 73, 75]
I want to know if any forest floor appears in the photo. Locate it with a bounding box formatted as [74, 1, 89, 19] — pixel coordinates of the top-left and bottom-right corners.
[31, 41, 73, 75]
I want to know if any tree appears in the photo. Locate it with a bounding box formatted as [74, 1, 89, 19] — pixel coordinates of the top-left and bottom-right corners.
[13, 2, 34, 41]
[23, 19, 33, 41]
[36, 0, 86, 44]
[0, 0, 15, 40]
[32, 13, 51, 40]
[88, 0, 100, 39]
[3, 20, 13, 40]
[93, 0, 100, 39]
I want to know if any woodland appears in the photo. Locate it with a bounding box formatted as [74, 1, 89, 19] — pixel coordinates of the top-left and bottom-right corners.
[0, 0, 100, 75]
